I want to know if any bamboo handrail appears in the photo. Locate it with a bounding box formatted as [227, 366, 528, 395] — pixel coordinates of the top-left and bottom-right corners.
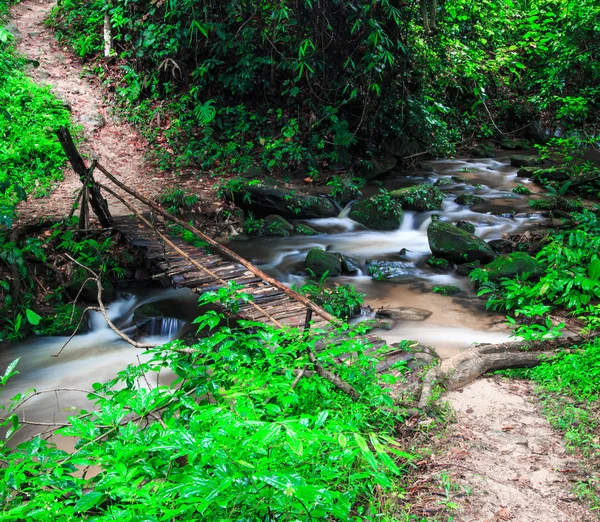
[95, 163, 339, 324]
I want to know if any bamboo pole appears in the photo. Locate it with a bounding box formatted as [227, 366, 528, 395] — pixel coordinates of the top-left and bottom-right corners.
[95, 163, 339, 324]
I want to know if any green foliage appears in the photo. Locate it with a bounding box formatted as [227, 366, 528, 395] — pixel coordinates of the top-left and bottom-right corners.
[0, 11, 71, 218]
[0, 286, 414, 520]
[296, 273, 365, 320]
[156, 187, 200, 215]
[512, 183, 531, 195]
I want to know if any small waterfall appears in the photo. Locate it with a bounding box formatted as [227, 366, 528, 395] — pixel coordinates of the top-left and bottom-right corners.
[338, 202, 354, 219]
[142, 317, 186, 339]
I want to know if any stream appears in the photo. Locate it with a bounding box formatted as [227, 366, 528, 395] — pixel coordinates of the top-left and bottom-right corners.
[0, 155, 544, 444]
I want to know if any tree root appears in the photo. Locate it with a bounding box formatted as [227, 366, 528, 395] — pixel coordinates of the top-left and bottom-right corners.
[417, 336, 590, 409]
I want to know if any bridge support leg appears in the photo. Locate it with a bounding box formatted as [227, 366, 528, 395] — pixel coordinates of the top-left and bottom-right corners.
[56, 126, 113, 228]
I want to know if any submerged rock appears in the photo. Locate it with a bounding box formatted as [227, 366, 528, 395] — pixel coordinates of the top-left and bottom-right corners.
[455, 220, 476, 234]
[305, 248, 342, 277]
[389, 184, 445, 211]
[432, 285, 462, 296]
[223, 177, 338, 219]
[375, 307, 432, 321]
[484, 252, 544, 281]
[366, 260, 415, 279]
[427, 221, 497, 264]
[349, 196, 403, 230]
[455, 194, 486, 206]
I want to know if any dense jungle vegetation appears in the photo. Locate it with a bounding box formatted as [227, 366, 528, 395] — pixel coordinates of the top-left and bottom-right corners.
[1, 0, 600, 519]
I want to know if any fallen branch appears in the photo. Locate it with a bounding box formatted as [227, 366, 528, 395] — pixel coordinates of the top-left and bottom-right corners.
[417, 336, 593, 409]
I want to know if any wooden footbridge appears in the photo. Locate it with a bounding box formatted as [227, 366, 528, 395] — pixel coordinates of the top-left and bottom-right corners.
[55, 128, 352, 333]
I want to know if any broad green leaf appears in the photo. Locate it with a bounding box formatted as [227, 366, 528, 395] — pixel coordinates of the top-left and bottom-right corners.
[25, 309, 42, 326]
[74, 491, 105, 512]
[587, 259, 600, 280]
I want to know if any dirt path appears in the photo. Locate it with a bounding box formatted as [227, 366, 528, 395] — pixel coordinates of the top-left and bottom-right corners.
[431, 378, 594, 521]
[11, 0, 178, 223]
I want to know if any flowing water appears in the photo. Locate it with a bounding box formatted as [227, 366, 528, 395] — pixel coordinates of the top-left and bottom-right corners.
[0, 156, 544, 442]
[228, 156, 545, 357]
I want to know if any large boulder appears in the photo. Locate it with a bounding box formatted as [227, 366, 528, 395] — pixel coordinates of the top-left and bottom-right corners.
[389, 185, 445, 211]
[510, 155, 540, 168]
[349, 195, 403, 230]
[427, 221, 497, 264]
[305, 248, 342, 277]
[484, 252, 544, 281]
[223, 178, 338, 219]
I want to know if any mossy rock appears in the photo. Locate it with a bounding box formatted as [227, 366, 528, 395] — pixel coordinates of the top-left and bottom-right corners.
[484, 252, 544, 281]
[427, 256, 452, 272]
[389, 185, 445, 211]
[360, 156, 397, 180]
[510, 155, 540, 168]
[455, 194, 486, 206]
[455, 261, 481, 276]
[487, 239, 515, 254]
[434, 177, 454, 187]
[451, 176, 469, 183]
[133, 304, 164, 327]
[500, 139, 526, 150]
[305, 248, 342, 277]
[223, 178, 338, 219]
[469, 143, 495, 158]
[427, 221, 496, 264]
[295, 224, 319, 236]
[263, 214, 294, 236]
[517, 166, 539, 178]
[455, 220, 476, 234]
[433, 285, 462, 296]
[335, 253, 360, 274]
[349, 196, 403, 230]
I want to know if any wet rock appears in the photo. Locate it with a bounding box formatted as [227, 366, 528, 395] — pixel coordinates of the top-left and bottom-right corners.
[455, 194, 486, 206]
[510, 155, 540, 168]
[452, 176, 469, 183]
[79, 112, 106, 132]
[360, 156, 397, 180]
[133, 304, 164, 327]
[426, 256, 453, 272]
[484, 252, 544, 281]
[389, 184, 445, 211]
[418, 163, 435, 173]
[366, 260, 415, 279]
[349, 196, 403, 231]
[433, 285, 462, 296]
[336, 253, 360, 274]
[223, 178, 338, 219]
[517, 166, 539, 178]
[488, 239, 515, 254]
[456, 261, 481, 276]
[305, 248, 342, 277]
[295, 224, 319, 236]
[375, 307, 432, 321]
[455, 220, 476, 234]
[434, 177, 454, 186]
[263, 214, 294, 236]
[427, 221, 497, 264]
[67, 273, 116, 303]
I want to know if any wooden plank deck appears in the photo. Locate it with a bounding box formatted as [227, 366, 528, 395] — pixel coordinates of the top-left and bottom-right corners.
[113, 215, 331, 330]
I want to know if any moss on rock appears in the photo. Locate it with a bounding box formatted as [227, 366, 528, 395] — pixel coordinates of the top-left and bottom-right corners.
[349, 194, 403, 230]
[389, 184, 445, 211]
[427, 221, 496, 264]
[484, 252, 544, 281]
[305, 248, 342, 277]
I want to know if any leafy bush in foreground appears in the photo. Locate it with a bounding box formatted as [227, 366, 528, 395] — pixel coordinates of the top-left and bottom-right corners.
[0, 285, 413, 520]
